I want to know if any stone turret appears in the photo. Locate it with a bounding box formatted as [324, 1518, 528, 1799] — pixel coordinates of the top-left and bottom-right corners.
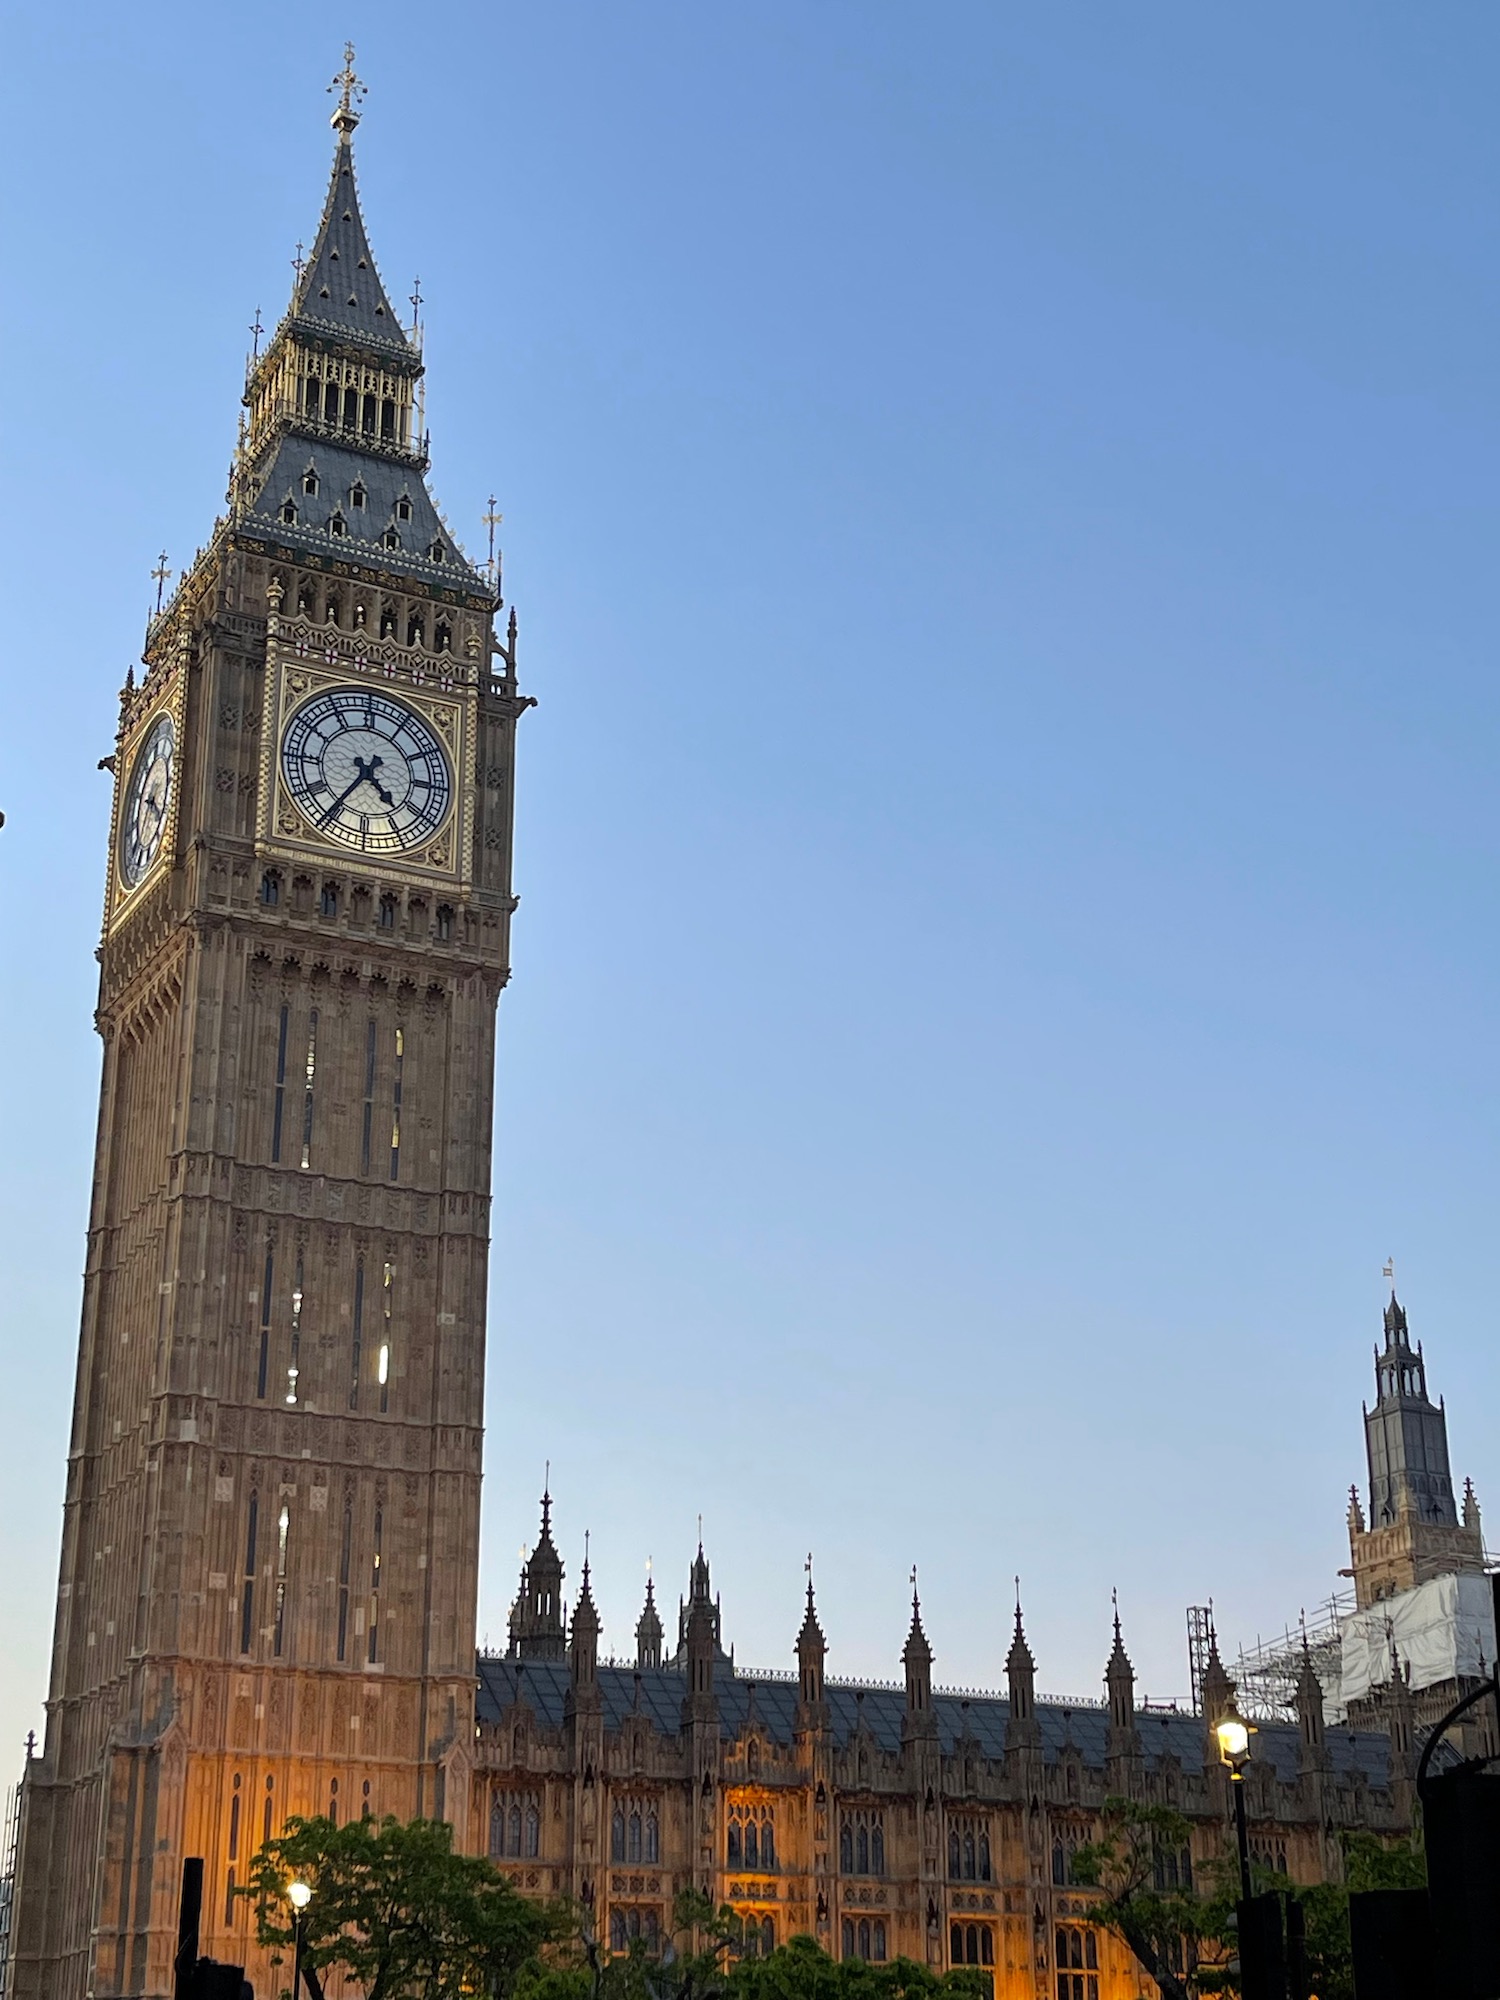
[901, 1583, 937, 1743]
[509, 1488, 567, 1662]
[635, 1572, 663, 1670]
[1004, 1592, 1040, 1755]
[1104, 1600, 1141, 1783]
[796, 1569, 828, 1717]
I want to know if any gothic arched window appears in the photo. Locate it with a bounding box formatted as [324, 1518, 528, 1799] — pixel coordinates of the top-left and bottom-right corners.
[870, 1825, 884, 1875]
[963, 1830, 976, 1879]
[856, 1825, 869, 1875]
[840, 1825, 853, 1873]
[489, 1802, 504, 1857]
[627, 1811, 642, 1863]
[872, 1922, 886, 1962]
[727, 1822, 741, 1867]
[949, 1830, 961, 1878]
[744, 1821, 758, 1870]
[978, 1831, 990, 1881]
[761, 1821, 775, 1870]
[611, 1809, 626, 1862]
[508, 1804, 521, 1856]
[525, 1805, 539, 1858]
[1052, 1838, 1066, 1886]
[645, 1814, 659, 1863]
[841, 1919, 854, 1960]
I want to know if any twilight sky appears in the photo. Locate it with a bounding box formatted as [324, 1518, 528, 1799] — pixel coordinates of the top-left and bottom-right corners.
[1, 3, 1497, 1763]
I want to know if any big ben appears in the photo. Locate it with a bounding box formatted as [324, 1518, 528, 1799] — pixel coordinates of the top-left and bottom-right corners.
[12, 55, 528, 1997]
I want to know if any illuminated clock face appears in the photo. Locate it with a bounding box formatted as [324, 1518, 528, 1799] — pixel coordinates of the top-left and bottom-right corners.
[281, 687, 452, 854]
[120, 713, 175, 888]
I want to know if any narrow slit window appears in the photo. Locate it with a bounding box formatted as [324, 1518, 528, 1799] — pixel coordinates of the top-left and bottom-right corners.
[337, 1502, 352, 1660]
[261, 871, 280, 906]
[228, 1786, 240, 1860]
[389, 1026, 403, 1181]
[368, 1507, 383, 1662]
[379, 1260, 393, 1413]
[239, 1494, 258, 1652]
[300, 1009, 318, 1169]
[273, 1503, 290, 1657]
[285, 1251, 303, 1406]
[257, 1250, 273, 1400]
[360, 1019, 376, 1175]
[350, 1260, 365, 1410]
[223, 1868, 236, 1927]
[321, 882, 338, 918]
[270, 1003, 289, 1160]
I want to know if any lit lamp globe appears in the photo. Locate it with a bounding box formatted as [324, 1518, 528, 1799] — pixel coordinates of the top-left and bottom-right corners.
[288, 1880, 313, 1912]
[1215, 1715, 1251, 1773]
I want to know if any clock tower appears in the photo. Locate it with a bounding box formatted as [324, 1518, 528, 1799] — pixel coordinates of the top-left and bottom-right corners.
[11, 57, 528, 1998]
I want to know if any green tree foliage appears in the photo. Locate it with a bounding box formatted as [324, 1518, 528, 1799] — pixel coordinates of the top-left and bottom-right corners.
[244, 1813, 569, 2000]
[518, 1892, 987, 2000]
[1072, 1798, 1427, 2000]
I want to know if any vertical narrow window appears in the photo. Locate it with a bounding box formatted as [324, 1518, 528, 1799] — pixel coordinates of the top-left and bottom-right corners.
[300, 1009, 319, 1169]
[263, 1777, 274, 1847]
[223, 1867, 236, 1927]
[228, 1785, 241, 1860]
[389, 1026, 404, 1180]
[270, 1004, 289, 1162]
[329, 1778, 339, 1826]
[367, 1508, 383, 1662]
[349, 1261, 364, 1410]
[360, 1019, 377, 1175]
[273, 1503, 290, 1657]
[337, 1502, 352, 1661]
[285, 1251, 304, 1405]
[379, 1261, 393, 1413]
[239, 1495, 258, 1652]
[257, 1250, 273, 1400]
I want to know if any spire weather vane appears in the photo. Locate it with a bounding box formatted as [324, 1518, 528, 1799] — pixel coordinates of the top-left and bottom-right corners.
[151, 552, 172, 616]
[249, 307, 263, 360]
[330, 43, 367, 124]
[291, 240, 306, 285]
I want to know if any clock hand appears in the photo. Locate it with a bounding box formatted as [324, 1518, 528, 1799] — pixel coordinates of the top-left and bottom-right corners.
[320, 772, 367, 825]
[353, 753, 396, 808]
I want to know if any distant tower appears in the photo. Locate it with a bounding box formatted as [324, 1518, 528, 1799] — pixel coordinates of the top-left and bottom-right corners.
[1349, 1294, 1483, 1607]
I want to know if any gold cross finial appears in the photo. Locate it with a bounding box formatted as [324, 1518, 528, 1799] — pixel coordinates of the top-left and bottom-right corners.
[151, 551, 172, 615]
[330, 43, 366, 131]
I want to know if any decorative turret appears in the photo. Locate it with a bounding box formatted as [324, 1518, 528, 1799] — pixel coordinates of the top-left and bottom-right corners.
[796, 1562, 828, 1714]
[567, 1542, 601, 1712]
[901, 1577, 936, 1741]
[509, 1487, 567, 1662]
[1104, 1597, 1141, 1772]
[1004, 1588, 1039, 1753]
[1349, 1292, 1483, 1608]
[635, 1571, 663, 1671]
[1199, 1628, 1238, 1732]
[680, 1543, 719, 1726]
[1295, 1637, 1327, 1772]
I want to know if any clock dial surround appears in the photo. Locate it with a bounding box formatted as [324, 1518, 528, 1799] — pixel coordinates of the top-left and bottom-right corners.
[280, 686, 452, 854]
[120, 713, 175, 889]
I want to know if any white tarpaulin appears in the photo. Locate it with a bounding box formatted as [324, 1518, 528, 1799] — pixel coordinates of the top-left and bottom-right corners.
[1332, 1572, 1496, 1713]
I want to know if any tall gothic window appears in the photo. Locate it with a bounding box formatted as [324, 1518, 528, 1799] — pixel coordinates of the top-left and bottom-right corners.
[1054, 1926, 1098, 2000]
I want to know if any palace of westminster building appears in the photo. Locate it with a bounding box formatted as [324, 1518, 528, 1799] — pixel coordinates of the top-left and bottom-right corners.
[9, 59, 1493, 2000]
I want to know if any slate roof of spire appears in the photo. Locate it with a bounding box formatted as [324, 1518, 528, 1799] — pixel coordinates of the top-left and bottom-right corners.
[473, 1655, 1413, 1786]
[290, 135, 412, 361]
[239, 437, 489, 596]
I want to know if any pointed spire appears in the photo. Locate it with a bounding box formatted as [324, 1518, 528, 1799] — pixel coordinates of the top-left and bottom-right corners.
[1005, 1584, 1038, 1749]
[796, 1556, 827, 1715]
[1104, 1593, 1139, 1752]
[289, 59, 408, 357]
[1199, 1625, 1238, 1730]
[902, 1569, 934, 1737]
[1296, 1626, 1327, 1767]
[635, 1566, 663, 1670]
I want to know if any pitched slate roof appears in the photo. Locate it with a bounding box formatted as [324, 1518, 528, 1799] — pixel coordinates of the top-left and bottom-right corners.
[290, 136, 412, 361]
[474, 1656, 1397, 1787]
[241, 435, 488, 595]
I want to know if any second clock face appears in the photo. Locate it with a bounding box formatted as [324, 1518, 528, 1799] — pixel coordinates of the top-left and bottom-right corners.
[281, 687, 452, 854]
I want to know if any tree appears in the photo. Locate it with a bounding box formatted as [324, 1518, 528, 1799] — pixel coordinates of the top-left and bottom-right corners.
[518, 1894, 987, 2000]
[245, 1814, 569, 2000]
[1069, 1799, 1221, 2000]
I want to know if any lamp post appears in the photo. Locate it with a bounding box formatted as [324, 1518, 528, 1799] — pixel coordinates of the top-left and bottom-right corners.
[1214, 1712, 1254, 1906]
[287, 1879, 312, 1999]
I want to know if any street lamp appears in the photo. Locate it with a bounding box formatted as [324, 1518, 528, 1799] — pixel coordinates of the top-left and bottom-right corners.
[287, 1879, 313, 1999]
[1214, 1711, 1255, 1906]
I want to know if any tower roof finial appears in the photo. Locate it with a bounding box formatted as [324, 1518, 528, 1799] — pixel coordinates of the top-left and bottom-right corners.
[330, 41, 366, 134]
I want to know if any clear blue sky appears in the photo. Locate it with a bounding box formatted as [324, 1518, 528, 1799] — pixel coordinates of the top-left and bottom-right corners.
[1, 4, 1497, 1761]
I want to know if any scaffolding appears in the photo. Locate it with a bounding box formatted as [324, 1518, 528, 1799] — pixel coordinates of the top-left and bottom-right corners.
[1227, 1591, 1351, 1724]
[1185, 1605, 1214, 1715]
